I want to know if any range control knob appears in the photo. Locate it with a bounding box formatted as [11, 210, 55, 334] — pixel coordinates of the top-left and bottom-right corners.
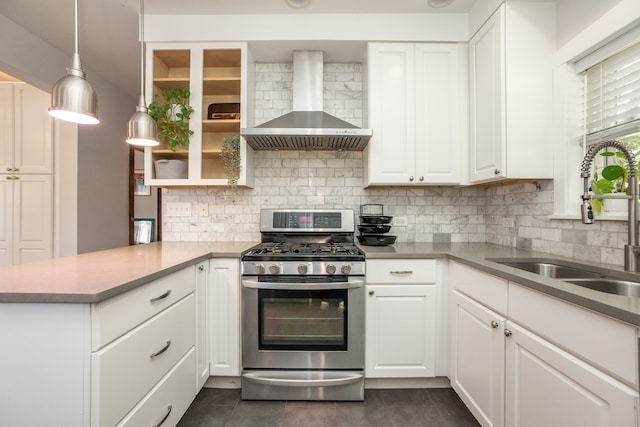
[254, 264, 265, 274]
[341, 264, 352, 275]
[269, 264, 281, 274]
[297, 264, 308, 274]
[326, 264, 337, 275]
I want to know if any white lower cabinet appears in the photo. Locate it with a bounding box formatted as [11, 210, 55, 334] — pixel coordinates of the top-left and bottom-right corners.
[449, 261, 640, 427]
[209, 258, 241, 376]
[505, 322, 638, 427]
[195, 261, 210, 389]
[365, 259, 438, 378]
[365, 284, 437, 377]
[450, 290, 505, 427]
[0, 264, 199, 426]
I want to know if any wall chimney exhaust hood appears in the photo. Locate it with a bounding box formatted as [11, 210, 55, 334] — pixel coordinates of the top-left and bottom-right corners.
[241, 51, 372, 151]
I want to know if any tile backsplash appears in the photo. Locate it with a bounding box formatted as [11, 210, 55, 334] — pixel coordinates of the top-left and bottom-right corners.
[162, 62, 630, 267]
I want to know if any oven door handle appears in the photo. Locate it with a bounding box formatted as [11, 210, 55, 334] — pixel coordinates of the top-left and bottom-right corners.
[243, 371, 364, 388]
[241, 279, 364, 290]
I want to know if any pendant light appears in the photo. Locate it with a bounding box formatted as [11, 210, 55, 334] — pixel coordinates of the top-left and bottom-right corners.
[49, 0, 99, 125]
[126, 0, 158, 146]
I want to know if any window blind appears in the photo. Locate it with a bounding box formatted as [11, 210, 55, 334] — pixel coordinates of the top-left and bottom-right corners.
[585, 40, 640, 144]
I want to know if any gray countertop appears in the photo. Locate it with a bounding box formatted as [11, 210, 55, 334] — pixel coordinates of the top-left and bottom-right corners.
[3, 240, 640, 328]
[358, 242, 640, 327]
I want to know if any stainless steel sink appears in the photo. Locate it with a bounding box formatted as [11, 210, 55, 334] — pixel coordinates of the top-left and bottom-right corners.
[495, 261, 604, 279]
[491, 258, 640, 297]
[563, 278, 640, 298]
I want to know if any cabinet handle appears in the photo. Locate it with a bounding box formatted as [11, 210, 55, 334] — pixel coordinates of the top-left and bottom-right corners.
[149, 289, 171, 303]
[13, 168, 19, 172]
[390, 271, 413, 276]
[12, 176, 18, 180]
[409, 176, 415, 182]
[152, 405, 173, 427]
[504, 329, 512, 337]
[6, 176, 13, 180]
[150, 340, 172, 359]
[494, 169, 501, 175]
[419, 176, 424, 181]
[369, 290, 375, 296]
[198, 264, 205, 271]
[490, 320, 499, 329]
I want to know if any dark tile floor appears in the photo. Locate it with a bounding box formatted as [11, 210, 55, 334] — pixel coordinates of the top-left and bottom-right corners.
[177, 387, 480, 427]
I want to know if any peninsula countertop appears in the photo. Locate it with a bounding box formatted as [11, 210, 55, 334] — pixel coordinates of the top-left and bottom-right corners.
[0, 241, 256, 304]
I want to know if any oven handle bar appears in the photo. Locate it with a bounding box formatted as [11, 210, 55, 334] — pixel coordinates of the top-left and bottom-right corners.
[243, 371, 363, 388]
[241, 279, 364, 290]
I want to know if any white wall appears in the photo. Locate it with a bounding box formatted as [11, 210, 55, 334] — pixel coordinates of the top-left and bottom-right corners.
[556, 0, 625, 47]
[0, 14, 134, 254]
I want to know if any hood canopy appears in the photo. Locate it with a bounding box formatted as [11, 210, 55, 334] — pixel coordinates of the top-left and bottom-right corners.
[241, 51, 372, 151]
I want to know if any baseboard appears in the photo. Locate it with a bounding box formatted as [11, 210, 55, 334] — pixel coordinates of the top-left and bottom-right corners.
[364, 377, 451, 389]
[204, 376, 241, 389]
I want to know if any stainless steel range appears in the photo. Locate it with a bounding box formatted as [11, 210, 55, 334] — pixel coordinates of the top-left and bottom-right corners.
[241, 208, 365, 401]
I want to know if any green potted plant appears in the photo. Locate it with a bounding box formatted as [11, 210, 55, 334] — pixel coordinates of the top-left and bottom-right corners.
[148, 88, 194, 151]
[221, 135, 241, 199]
[590, 151, 637, 214]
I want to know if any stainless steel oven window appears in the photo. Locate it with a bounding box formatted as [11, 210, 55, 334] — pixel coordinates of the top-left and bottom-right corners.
[258, 289, 348, 351]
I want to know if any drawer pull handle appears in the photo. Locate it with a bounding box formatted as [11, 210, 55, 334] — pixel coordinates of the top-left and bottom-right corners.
[152, 405, 173, 427]
[150, 340, 171, 359]
[490, 321, 499, 329]
[150, 290, 172, 303]
[390, 271, 413, 275]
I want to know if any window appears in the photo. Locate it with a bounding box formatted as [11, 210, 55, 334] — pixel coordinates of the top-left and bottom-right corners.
[584, 40, 640, 145]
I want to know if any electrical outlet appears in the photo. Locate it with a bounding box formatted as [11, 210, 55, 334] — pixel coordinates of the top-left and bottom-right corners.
[393, 216, 408, 227]
[166, 202, 192, 217]
[198, 203, 209, 217]
[502, 217, 515, 228]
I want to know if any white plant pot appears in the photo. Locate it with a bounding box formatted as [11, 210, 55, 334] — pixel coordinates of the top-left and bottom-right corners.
[154, 159, 187, 179]
[604, 198, 628, 213]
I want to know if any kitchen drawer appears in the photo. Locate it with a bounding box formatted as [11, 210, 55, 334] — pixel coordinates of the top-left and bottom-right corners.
[91, 294, 195, 427]
[91, 265, 195, 350]
[366, 259, 436, 284]
[117, 348, 196, 427]
[509, 283, 638, 387]
[449, 261, 508, 316]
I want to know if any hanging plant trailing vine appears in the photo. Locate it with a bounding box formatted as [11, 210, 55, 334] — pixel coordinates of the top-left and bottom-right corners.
[221, 135, 241, 199]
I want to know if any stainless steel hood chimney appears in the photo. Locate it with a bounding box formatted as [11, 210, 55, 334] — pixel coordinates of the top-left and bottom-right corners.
[241, 51, 372, 151]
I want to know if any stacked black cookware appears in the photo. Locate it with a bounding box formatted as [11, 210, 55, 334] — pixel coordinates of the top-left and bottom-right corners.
[356, 204, 397, 246]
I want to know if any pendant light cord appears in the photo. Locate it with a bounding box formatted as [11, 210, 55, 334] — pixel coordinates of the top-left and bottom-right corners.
[74, 0, 79, 55]
[139, 0, 145, 97]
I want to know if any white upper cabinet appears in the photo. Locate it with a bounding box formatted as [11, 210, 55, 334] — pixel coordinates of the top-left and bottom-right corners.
[469, 2, 555, 183]
[0, 83, 52, 175]
[144, 42, 254, 187]
[366, 43, 467, 186]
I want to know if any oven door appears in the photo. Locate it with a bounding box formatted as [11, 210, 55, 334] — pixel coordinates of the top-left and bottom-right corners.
[242, 277, 365, 370]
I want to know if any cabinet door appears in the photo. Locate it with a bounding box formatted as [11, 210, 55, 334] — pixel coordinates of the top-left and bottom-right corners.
[13, 84, 52, 174]
[195, 261, 209, 389]
[414, 44, 463, 184]
[469, 5, 506, 183]
[365, 284, 436, 378]
[367, 43, 416, 185]
[209, 258, 241, 376]
[505, 322, 639, 427]
[0, 176, 11, 266]
[450, 290, 505, 427]
[0, 84, 14, 173]
[12, 174, 52, 265]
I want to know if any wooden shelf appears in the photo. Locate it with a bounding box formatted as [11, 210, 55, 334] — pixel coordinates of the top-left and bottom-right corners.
[154, 78, 190, 91]
[203, 78, 240, 95]
[202, 119, 240, 133]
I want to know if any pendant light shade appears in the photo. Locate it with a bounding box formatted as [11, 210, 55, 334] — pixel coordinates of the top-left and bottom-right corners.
[127, 95, 158, 146]
[49, 0, 99, 125]
[127, 0, 158, 146]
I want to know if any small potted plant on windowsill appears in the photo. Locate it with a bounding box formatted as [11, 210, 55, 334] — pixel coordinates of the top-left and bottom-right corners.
[590, 151, 637, 214]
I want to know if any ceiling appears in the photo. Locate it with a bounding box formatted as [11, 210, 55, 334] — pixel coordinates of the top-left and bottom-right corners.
[0, 0, 475, 97]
